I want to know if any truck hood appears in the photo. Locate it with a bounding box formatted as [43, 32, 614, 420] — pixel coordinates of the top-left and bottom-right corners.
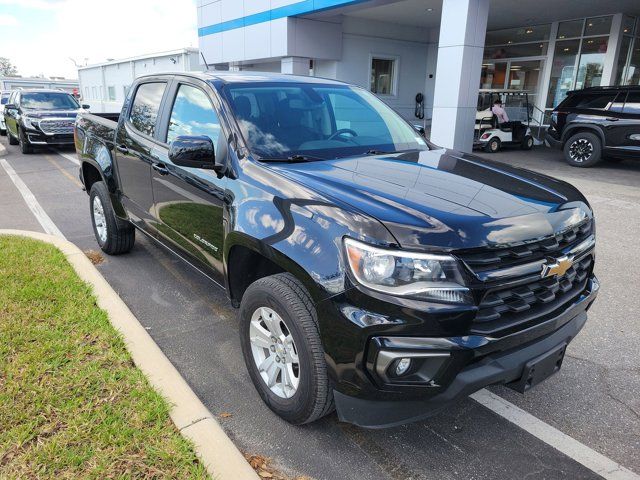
[269, 148, 592, 250]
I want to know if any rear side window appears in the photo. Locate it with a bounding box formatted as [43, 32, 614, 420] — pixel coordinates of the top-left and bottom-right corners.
[562, 93, 616, 110]
[129, 82, 166, 137]
[622, 92, 640, 115]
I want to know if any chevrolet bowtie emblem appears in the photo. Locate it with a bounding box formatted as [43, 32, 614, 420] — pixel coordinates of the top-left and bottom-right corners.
[541, 256, 574, 279]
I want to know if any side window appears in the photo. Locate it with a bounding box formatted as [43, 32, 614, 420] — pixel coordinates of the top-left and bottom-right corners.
[129, 82, 166, 137]
[569, 93, 617, 110]
[622, 92, 640, 115]
[166, 84, 221, 145]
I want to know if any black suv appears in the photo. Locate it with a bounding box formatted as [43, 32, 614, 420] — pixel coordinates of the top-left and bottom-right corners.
[3, 89, 89, 154]
[546, 86, 640, 167]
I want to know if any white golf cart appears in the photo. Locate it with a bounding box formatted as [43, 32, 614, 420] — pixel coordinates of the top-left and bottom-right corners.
[474, 89, 534, 153]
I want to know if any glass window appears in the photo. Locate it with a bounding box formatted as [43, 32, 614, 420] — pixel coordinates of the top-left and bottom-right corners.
[370, 58, 395, 95]
[129, 82, 166, 137]
[486, 25, 551, 45]
[226, 83, 427, 159]
[20, 92, 80, 110]
[624, 41, 640, 85]
[584, 16, 612, 36]
[1, 93, 10, 105]
[107, 86, 116, 101]
[564, 92, 616, 109]
[622, 16, 635, 35]
[480, 63, 507, 89]
[623, 92, 640, 114]
[484, 43, 547, 60]
[547, 39, 580, 108]
[167, 85, 221, 145]
[575, 36, 609, 89]
[616, 36, 633, 85]
[557, 20, 583, 39]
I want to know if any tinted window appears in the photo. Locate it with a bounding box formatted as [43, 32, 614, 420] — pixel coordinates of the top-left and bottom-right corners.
[129, 82, 166, 136]
[622, 92, 640, 115]
[1, 93, 9, 105]
[167, 85, 220, 145]
[562, 92, 616, 109]
[20, 92, 79, 110]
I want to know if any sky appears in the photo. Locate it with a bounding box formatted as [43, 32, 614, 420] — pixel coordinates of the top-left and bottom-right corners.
[0, 0, 198, 79]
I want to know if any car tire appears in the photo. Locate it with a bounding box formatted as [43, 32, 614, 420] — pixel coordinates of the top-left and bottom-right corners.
[484, 137, 500, 153]
[239, 272, 334, 425]
[8, 129, 18, 145]
[521, 135, 534, 150]
[0, 129, 6, 137]
[563, 132, 601, 167]
[18, 127, 33, 154]
[89, 181, 135, 255]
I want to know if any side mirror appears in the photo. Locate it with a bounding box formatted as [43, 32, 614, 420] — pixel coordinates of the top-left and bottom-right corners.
[168, 135, 220, 170]
[82, 104, 90, 110]
[413, 124, 426, 137]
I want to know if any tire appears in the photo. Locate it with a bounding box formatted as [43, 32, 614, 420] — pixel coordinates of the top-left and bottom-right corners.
[89, 181, 135, 254]
[484, 137, 501, 153]
[563, 132, 602, 167]
[240, 273, 334, 425]
[0, 129, 6, 137]
[8, 129, 18, 145]
[18, 127, 33, 154]
[521, 135, 534, 150]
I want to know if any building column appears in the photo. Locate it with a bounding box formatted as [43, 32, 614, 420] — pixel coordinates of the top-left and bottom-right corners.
[281, 57, 310, 75]
[602, 13, 624, 86]
[430, 0, 490, 152]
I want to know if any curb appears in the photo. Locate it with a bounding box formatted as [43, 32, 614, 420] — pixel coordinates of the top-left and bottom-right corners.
[0, 229, 259, 480]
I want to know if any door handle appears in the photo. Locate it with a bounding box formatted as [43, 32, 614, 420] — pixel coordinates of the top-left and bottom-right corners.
[606, 117, 619, 122]
[152, 163, 169, 175]
[116, 144, 129, 154]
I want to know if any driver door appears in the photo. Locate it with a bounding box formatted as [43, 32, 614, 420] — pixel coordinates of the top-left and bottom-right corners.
[150, 78, 228, 285]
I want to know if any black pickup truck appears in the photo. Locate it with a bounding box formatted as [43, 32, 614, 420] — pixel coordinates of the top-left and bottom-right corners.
[75, 72, 598, 428]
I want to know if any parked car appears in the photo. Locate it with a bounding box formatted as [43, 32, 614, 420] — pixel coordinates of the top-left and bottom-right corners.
[3, 89, 89, 153]
[0, 90, 11, 135]
[546, 85, 640, 167]
[75, 72, 598, 427]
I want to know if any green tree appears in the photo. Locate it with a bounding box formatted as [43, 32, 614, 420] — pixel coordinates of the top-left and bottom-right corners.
[0, 57, 18, 76]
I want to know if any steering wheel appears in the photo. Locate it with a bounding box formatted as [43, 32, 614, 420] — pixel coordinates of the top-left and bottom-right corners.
[328, 129, 358, 141]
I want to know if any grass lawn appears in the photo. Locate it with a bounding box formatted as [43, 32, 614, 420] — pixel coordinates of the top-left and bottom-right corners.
[0, 236, 209, 479]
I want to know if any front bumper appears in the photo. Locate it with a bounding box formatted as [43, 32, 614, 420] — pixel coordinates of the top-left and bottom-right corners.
[24, 128, 74, 145]
[323, 276, 598, 428]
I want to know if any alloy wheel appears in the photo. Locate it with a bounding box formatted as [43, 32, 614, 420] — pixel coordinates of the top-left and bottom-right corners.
[568, 138, 593, 163]
[249, 306, 300, 399]
[92, 196, 108, 243]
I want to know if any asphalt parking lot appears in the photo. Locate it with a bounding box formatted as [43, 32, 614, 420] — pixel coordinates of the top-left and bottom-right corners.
[1, 138, 638, 480]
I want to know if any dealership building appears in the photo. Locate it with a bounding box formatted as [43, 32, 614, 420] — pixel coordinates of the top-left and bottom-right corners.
[197, 0, 640, 151]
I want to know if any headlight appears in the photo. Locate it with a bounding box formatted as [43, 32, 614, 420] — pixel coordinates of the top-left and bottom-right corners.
[344, 238, 471, 303]
[23, 116, 39, 129]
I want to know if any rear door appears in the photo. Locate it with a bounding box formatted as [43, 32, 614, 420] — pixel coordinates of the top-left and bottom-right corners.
[611, 91, 640, 158]
[114, 79, 170, 232]
[149, 77, 228, 285]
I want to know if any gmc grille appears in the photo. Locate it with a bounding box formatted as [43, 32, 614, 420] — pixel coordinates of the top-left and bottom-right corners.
[39, 119, 75, 135]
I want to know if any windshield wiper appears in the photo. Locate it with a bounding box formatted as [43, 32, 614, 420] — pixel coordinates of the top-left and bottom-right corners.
[364, 149, 392, 155]
[258, 154, 326, 163]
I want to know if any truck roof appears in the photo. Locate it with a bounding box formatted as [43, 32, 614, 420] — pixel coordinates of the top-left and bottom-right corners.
[135, 70, 347, 86]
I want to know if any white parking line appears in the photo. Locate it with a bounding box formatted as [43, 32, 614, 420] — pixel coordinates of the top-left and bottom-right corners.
[471, 389, 639, 480]
[0, 158, 65, 238]
[53, 149, 80, 166]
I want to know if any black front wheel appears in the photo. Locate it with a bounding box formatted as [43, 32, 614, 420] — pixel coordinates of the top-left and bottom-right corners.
[8, 129, 18, 145]
[484, 137, 501, 153]
[239, 273, 334, 425]
[563, 132, 601, 167]
[521, 135, 534, 150]
[18, 127, 33, 154]
[89, 181, 135, 255]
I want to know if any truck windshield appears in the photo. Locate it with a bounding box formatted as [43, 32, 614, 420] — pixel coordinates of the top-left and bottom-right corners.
[225, 83, 428, 160]
[20, 92, 79, 110]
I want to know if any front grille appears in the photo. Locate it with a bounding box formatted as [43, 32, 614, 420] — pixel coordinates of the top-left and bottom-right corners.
[471, 254, 593, 335]
[455, 219, 594, 336]
[39, 119, 74, 135]
[458, 220, 592, 273]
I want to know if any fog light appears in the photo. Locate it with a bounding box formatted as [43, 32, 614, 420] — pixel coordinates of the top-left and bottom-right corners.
[395, 358, 411, 376]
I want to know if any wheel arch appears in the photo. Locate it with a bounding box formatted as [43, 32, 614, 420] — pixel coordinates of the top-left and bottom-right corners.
[561, 125, 605, 149]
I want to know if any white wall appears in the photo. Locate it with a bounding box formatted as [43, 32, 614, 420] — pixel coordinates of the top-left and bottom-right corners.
[78, 51, 202, 113]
